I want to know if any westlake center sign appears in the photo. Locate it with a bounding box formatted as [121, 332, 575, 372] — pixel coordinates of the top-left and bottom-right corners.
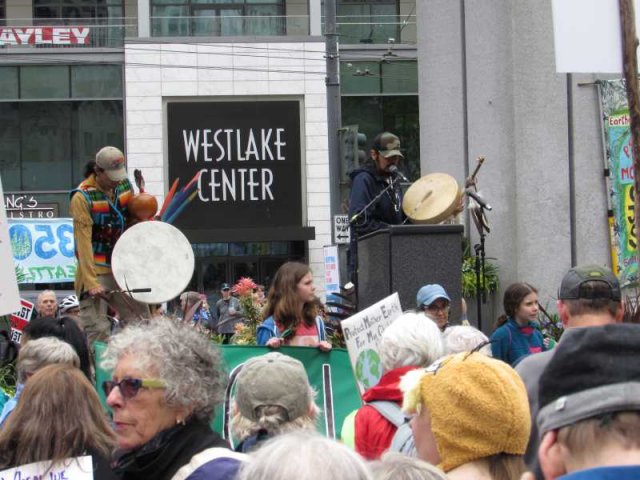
[167, 100, 303, 231]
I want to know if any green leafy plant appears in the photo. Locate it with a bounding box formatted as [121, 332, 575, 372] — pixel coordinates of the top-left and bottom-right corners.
[461, 254, 499, 298]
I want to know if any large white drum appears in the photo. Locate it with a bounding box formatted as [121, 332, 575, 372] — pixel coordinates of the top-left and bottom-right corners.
[111, 221, 195, 304]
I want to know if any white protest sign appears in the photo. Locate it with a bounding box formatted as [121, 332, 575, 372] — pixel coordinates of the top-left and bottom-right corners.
[9, 218, 76, 284]
[323, 245, 340, 293]
[0, 177, 20, 316]
[0, 455, 93, 480]
[551, 0, 640, 73]
[341, 292, 402, 394]
[333, 214, 350, 244]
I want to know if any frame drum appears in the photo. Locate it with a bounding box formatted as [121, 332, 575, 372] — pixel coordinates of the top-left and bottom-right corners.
[111, 221, 195, 304]
[402, 173, 463, 224]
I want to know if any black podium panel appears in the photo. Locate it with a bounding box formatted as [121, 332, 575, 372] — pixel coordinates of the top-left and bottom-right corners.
[357, 225, 464, 320]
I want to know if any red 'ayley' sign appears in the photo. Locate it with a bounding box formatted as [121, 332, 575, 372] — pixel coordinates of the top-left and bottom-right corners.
[0, 27, 91, 46]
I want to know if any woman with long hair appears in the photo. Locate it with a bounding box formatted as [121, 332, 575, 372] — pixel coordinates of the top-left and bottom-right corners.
[490, 282, 546, 366]
[256, 262, 331, 350]
[0, 363, 117, 479]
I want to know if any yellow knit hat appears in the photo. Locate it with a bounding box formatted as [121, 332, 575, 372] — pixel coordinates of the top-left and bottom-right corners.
[401, 352, 530, 473]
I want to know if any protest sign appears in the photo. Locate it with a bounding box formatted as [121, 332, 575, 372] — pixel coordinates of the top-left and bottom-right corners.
[0, 455, 93, 480]
[94, 343, 361, 442]
[9, 218, 76, 284]
[0, 177, 20, 316]
[341, 292, 403, 394]
[9, 298, 35, 344]
[323, 245, 340, 293]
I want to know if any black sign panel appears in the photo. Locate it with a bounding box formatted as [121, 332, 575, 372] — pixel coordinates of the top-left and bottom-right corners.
[167, 101, 303, 231]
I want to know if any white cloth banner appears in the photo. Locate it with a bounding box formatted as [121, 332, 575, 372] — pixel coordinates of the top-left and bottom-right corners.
[9, 218, 77, 284]
[0, 177, 20, 316]
[0, 455, 93, 479]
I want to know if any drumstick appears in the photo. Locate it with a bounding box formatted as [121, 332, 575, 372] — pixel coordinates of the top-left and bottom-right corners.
[411, 189, 433, 213]
[466, 156, 485, 188]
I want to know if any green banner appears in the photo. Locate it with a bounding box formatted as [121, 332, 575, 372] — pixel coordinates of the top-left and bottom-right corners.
[599, 80, 637, 286]
[94, 343, 361, 445]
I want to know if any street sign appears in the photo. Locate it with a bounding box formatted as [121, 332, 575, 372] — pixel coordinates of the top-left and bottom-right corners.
[334, 214, 351, 244]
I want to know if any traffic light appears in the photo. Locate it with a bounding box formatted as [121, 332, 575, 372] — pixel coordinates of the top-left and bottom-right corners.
[338, 126, 367, 183]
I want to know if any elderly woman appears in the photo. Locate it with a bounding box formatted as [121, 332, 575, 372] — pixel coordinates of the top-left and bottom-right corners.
[231, 352, 319, 452]
[102, 317, 245, 479]
[0, 364, 117, 479]
[352, 312, 444, 459]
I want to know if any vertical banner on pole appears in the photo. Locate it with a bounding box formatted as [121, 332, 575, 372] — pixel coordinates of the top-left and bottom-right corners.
[599, 79, 637, 286]
[324, 245, 340, 293]
[0, 177, 21, 316]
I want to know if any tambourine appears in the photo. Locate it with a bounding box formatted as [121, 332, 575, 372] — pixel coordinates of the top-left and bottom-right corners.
[111, 221, 195, 304]
[402, 173, 463, 224]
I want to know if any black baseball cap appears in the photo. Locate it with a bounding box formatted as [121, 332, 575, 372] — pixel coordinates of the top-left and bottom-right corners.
[221, 283, 231, 291]
[558, 264, 621, 301]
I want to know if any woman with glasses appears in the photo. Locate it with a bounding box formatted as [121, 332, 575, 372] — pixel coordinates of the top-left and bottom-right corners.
[101, 317, 245, 479]
[0, 363, 117, 479]
[416, 284, 452, 332]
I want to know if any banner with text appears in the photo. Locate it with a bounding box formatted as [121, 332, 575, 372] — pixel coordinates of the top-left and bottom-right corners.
[9, 218, 76, 284]
[599, 80, 637, 286]
[341, 293, 403, 394]
[0, 177, 20, 316]
[0, 455, 93, 480]
[94, 343, 362, 443]
[9, 298, 34, 344]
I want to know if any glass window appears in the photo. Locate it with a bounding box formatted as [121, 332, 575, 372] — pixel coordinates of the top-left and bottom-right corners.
[341, 60, 417, 95]
[335, 1, 397, 45]
[0, 103, 20, 190]
[341, 61, 380, 95]
[71, 65, 122, 98]
[21, 66, 69, 99]
[381, 61, 418, 94]
[33, 0, 124, 20]
[0, 67, 18, 99]
[0, 0, 5, 26]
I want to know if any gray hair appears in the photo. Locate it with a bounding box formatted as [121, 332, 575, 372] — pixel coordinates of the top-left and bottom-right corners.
[236, 431, 373, 480]
[442, 325, 491, 356]
[230, 399, 319, 443]
[101, 316, 225, 422]
[370, 452, 449, 480]
[36, 290, 56, 306]
[17, 337, 80, 383]
[380, 312, 444, 373]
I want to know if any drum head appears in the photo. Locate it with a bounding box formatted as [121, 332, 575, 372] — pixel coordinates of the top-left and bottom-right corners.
[403, 173, 462, 224]
[111, 221, 195, 304]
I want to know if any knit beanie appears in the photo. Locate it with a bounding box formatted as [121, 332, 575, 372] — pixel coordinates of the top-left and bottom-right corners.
[537, 324, 640, 434]
[401, 352, 530, 472]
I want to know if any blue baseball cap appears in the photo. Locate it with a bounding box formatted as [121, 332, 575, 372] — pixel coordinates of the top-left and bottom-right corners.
[417, 284, 451, 308]
[221, 283, 231, 291]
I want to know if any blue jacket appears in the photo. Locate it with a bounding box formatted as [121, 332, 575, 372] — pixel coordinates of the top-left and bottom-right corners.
[490, 318, 545, 366]
[256, 315, 327, 346]
[561, 465, 640, 479]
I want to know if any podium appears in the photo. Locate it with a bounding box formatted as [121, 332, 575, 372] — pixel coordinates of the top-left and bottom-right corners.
[356, 224, 464, 320]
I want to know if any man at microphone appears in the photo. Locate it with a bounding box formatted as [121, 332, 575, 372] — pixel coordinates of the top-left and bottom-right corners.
[347, 132, 407, 283]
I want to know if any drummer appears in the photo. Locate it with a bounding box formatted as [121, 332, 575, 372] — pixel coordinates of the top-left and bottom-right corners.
[348, 132, 406, 282]
[69, 146, 149, 342]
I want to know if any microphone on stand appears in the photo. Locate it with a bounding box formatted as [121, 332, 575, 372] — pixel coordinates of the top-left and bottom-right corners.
[465, 190, 493, 211]
[388, 165, 410, 183]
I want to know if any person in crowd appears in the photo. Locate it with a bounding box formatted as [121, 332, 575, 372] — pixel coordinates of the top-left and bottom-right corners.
[70, 146, 149, 342]
[253, 284, 266, 307]
[517, 264, 623, 479]
[347, 132, 406, 283]
[58, 294, 81, 317]
[416, 284, 453, 332]
[490, 282, 546, 366]
[0, 337, 79, 427]
[352, 312, 444, 459]
[231, 352, 319, 452]
[102, 317, 245, 479]
[402, 352, 530, 479]
[23, 315, 92, 380]
[535, 324, 640, 479]
[256, 262, 331, 351]
[212, 283, 244, 343]
[442, 325, 491, 356]
[236, 431, 373, 480]
[0, 364, 117, 479]
[370, 452, 449, 480]
[179, 291, 211, 327]
[35, 289, 58, 318]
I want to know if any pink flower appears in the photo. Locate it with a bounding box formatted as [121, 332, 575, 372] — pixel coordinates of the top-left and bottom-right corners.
[233, 277, 257, 297]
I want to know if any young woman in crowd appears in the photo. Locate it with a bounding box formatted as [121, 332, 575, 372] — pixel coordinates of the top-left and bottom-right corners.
[490, 282, 546, 366]
[0, 364, 117, 479]
[256, 262, 331, 351]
